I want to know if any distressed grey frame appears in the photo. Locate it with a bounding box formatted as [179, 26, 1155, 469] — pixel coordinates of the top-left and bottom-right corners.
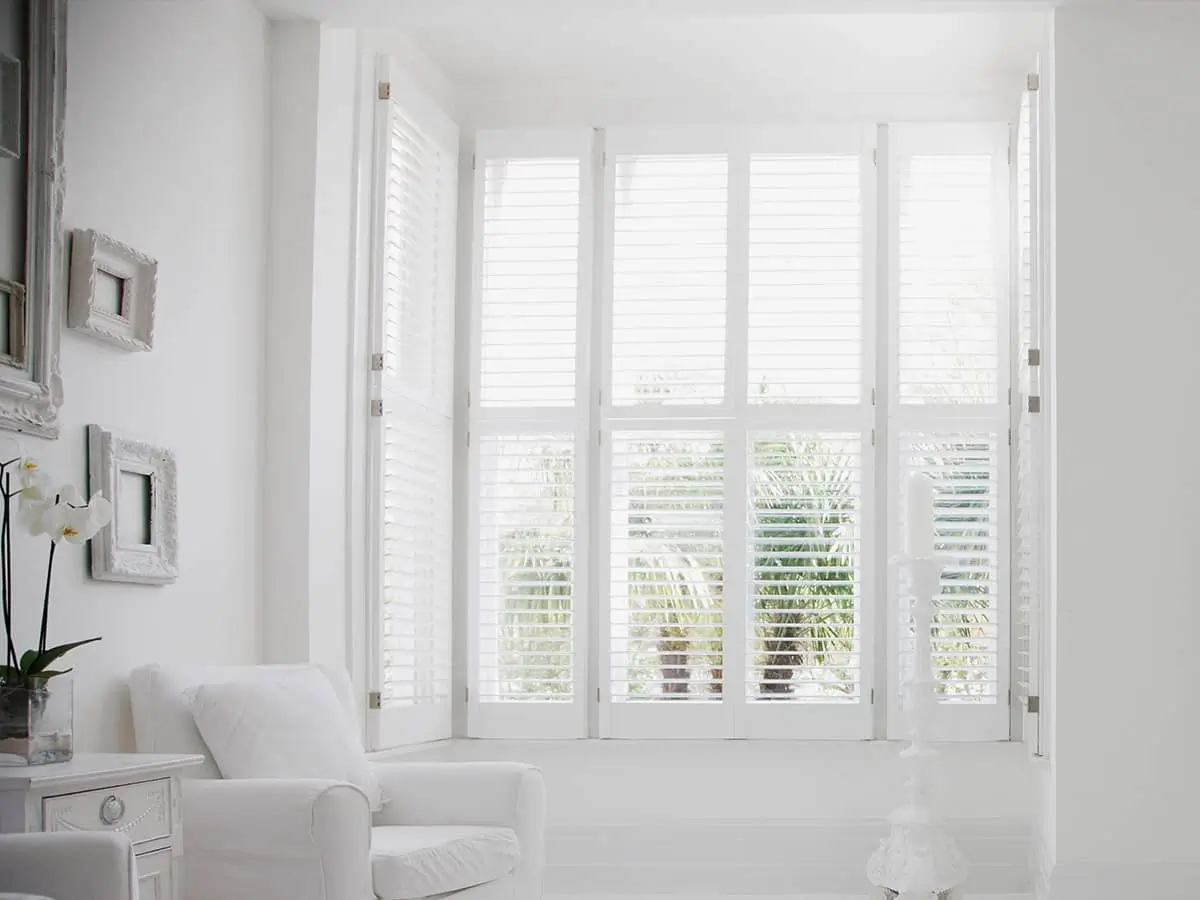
[0, 1, 66, 438]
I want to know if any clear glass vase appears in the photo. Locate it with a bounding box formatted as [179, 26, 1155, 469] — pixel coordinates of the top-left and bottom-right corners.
[0, 677, 73, 765]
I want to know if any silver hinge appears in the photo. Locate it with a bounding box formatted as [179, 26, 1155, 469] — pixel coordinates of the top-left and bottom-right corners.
[598, 430, 603, 446]
[872, 147, 877, 167]
[370, 352, 384, 372]
[1008, 387, 1012, 406]
[466, 431, 471, 448]
[1008, 141, 1012, 165]
[1027, 73, 1041, 92]
[870, 387, 876, 406]
[370, 399, 384, 417]
[1028, 396, 1042, 413]
[1008, 428, 1012, 446]
[377, 82, 391, 101]
[1008, 688, 1012, 706]
[870, 429, 876, 447]
[465, 686, 470, 703]
[597, 388, 603, 406]
[1028, 348, 1041, 367]
[466, 389, 472, 408]
[602, 151, 607, 167]
[472, 155, 477, 171]
[869, 688, 875, 705]
[368, 691, 382, 710]
[1027, 695, 1041, 714]
[597, 687, 601, 703]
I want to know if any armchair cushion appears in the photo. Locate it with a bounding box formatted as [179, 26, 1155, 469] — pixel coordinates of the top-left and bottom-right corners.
[191, 670, 382, 810]
[370, 825, 519, 900]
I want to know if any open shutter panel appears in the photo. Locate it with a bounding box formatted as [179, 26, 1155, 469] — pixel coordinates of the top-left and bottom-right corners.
[611, 153, 728, 406]
[748, 154, 863, 405]
[369, 65, 459, 749]
[1013, 83, 1042, 752]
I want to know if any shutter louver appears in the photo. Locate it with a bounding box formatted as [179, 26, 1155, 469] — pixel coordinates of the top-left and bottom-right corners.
[749, 155, 863, 404]
[898, 153, 999, 405]
[368, 67, 459, 748]
[477, 434, 576, 703]
[479, 158, 581, 408]
[748, 433, 864, 702]
[609, 432, 725, 701]
[611, 154, 728, 406]
[899, 433, 1002, 702]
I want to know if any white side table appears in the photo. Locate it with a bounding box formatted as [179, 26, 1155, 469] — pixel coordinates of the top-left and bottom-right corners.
[0, 754, 204, 900]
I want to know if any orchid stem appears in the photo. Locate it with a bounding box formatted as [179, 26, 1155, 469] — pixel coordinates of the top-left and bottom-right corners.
[1, 472, 15, 672]
[39, 541, 56, 657]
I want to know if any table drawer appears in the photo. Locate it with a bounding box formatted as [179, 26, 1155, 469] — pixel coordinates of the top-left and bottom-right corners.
[43, 778, 171, 845]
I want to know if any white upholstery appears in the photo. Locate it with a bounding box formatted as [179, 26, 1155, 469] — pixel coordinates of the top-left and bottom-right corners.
[190, 671, 383, 810]
[0, 832, 137, 900]
[372, 826, 519, 899]
[129, 664, 545, 900]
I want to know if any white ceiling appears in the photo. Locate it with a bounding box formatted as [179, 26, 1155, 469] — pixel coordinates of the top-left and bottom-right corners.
[256, 1, 1049, 116]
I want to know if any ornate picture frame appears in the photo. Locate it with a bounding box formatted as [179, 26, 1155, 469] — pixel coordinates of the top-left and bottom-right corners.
[0, 1, 66, 438]
[68, 230, 158, 351]
[87, 424, 179, 585]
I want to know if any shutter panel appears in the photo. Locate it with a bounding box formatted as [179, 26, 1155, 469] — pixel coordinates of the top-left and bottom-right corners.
[748, 433, 864, 703]
[368, 62, 459, 749]
[888, 124, 1009, 741]
[611, 153, 728, 406]
[469, 130, 592, 738]
[897, 152, 1000, 405]
[476, 434, 577, 703]
[1013, 84, 1042, 752]
[748, 154, 863, 404]
[479, 157, 581, 408]
[606, 431, 726, 737]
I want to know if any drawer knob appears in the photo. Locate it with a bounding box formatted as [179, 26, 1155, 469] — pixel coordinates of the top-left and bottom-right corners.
[99, 794, 126, 826]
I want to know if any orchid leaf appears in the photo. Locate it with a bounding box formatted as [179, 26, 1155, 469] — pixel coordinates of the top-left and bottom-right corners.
[27, 637, 101, 675]
[19, 649, 37, 674]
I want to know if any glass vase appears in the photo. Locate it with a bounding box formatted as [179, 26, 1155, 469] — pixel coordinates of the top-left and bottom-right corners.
[0, 677, 73, 765]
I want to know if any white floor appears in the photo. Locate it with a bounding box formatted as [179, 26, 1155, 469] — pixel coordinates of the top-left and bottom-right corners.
[548, 894, 1033, 899]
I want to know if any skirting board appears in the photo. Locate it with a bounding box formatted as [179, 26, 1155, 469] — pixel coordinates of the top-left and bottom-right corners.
[544, 817, 1032, 896]
[1042, 863, 1200, 900]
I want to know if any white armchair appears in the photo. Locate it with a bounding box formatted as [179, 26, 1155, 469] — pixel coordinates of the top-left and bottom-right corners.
[0, 833, 137, 900]
[129, 665, 545, 900]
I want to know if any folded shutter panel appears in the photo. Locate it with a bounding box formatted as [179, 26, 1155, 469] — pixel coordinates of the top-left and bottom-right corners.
[369, 62, 459, 749]
[748, 155, 863, 405]
[611, 154, 728, 406]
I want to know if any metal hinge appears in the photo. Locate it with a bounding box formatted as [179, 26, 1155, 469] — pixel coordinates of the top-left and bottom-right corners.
[370, 399, 384, 417]
[1008, 141, 1012, 165]
[1028, 396, 1042, 414]
[1008, 428, 1012, 446]
[1027, 73, 1041, 92]
[466, 389, 472, 407]
[872, 147, 877, 167]
[465, 686, 471, 703]
[368, 691, 382, 710]
[871, 387, 876, 406]
[1008, 688, 1012, 706]
[377, 82, 391, 101]
[1028, 348, 1041, 367]
[1008, 387, 1012, 406]
[598, 388, 604, 406]
[597, 688, 601, 703]
[870, 429, 876, 447]
[598, 430, 603, 446]
[1027, 695, 1041, 714]
[602, 151, 607, 167]
[870, 688, 875, 705]
[370, 352, 384, 372]
[466, 431, 471, 447]
[472, 155, 477, 171]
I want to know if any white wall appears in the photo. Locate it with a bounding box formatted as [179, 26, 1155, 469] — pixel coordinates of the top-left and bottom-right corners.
[3, 0, 268, 751]
[1050, 3, 1200, 896]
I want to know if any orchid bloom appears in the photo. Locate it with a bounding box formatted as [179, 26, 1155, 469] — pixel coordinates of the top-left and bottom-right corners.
[42, 490, 113, 544]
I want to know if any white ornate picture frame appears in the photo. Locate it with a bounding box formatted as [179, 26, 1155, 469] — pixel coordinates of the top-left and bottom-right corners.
[87, 425, 178, 585]
[0, 1, 66, 438]
[68, 230, 157, 351]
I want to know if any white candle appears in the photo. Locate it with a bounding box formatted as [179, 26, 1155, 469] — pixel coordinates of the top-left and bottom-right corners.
[905, 472, 936, 558]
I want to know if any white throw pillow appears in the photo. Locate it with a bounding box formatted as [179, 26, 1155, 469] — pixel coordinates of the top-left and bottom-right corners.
[190, 668, 383, 811]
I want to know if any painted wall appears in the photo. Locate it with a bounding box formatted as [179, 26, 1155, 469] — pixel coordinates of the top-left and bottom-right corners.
[1, 0, 268, 751]
[1051, 3, 1200, 893]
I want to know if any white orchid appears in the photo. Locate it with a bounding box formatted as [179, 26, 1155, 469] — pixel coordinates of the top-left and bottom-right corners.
[41, 490, 113, 544]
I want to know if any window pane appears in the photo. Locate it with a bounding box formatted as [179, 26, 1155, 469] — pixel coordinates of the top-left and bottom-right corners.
[480, 158, 580, 408]
[609, 433, 724, 700]
[477, 435, 576, 701]
[612, 155, 727, 405]
[748, 434, 863, 702]
[899, 433, 1001, 702]
[898, 154, 999, 404]
[749, 155, 862, 404]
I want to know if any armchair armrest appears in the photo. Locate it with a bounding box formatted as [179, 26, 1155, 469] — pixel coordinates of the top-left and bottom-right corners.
[182, 779, 372, 900]
[372, 762, 545, 898]
[0, 832, 136, 900]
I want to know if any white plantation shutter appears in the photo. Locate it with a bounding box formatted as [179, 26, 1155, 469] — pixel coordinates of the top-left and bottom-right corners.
[368, 62, 458, 748]
[469, 130, 592, 738]
[1013, 83, 1042, 752]
[888, 124, 1010, 741]
[598, 127, 874, 739]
